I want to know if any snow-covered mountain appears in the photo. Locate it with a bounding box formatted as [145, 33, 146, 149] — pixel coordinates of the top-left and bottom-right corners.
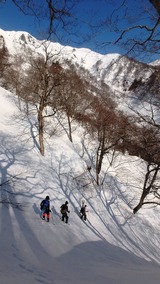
[0, 28, 158, 96]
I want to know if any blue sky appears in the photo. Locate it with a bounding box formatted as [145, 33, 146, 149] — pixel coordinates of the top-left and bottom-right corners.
[0, 0, 159, 62]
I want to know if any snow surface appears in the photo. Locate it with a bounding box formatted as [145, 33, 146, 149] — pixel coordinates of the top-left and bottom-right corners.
[0, 85, 160, 284]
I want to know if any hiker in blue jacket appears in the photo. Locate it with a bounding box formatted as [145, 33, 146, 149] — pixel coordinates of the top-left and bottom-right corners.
[40, 196, 51, 222]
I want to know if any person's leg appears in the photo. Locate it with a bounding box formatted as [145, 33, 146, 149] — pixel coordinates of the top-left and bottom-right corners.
[66, 215, 68, 223]
[42, 209, 45, 219]
[47, 211, 50, 222]
[81, 213, 85, 220]
[45, 209, 50, 222]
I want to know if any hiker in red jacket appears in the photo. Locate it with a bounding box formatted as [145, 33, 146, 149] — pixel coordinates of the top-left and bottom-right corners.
[40, 196, 51, 222]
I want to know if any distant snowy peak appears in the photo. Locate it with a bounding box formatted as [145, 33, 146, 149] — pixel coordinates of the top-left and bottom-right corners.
[0, 28, 158, 94]
[0, 28, 57, 56]
[0, 28, 36, 52]
[149, 59, 160, 66]
[0, 28, 120, 70]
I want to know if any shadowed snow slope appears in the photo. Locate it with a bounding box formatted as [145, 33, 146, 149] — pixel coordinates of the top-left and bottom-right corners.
[0, 86, 160, 284]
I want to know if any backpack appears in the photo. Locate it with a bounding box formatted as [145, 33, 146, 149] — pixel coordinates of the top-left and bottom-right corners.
[40, 201, 44, 210]
[40, 200, 49, 210]
[80, 207, 85, 214]
[61, 204, 67, 214]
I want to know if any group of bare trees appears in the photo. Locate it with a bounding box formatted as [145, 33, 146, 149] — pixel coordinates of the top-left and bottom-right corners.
[1, 37, 160, 214]
[128, 75, 160, 213]
[2, 42, 128, 182]
[0, 0, 160, 214]
[2, 43, 109, 157]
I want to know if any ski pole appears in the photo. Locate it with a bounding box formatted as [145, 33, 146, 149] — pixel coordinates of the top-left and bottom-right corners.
[51, 209, 55, 225]
[68, 211, 70, 224]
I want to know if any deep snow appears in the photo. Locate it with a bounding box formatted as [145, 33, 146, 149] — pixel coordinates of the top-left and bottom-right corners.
[0, 86, 160, 284]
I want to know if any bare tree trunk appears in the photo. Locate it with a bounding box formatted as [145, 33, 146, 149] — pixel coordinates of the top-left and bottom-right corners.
[95, 130, 106, 185]
[96, 150, 104, 185]
[96, 148, 100, 186]
[38, 109, 45, 156]
[133, 164, 160, 214]
[17, 91, 22, 111]
[96, 139, 105, 185]
[67, 113, 73, 142]
[133, 191, 148, 214]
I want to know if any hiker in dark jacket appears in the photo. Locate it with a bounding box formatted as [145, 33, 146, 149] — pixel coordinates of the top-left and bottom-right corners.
[40, 196, 51, 222]
[80, 204, 87, 221]
[60, 201, 70, 223]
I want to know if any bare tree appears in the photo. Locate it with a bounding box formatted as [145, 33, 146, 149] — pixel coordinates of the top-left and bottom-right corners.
[126, 85, 160, 213]
[55, 65, 93, 142]
[133, 163, 160, 214]
[84, 0, 160, 61]
[1, 0, 159, 59]
[3, 53, 27, 110]
[78, 93, 126, 185]
[22, 48, 91, 154]
[101, 0, 160, 212]
[0, 0, 79, 40]
[21, 46, 63, 155]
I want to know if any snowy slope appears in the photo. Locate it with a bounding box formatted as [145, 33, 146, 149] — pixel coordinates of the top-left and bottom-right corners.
[1, 86, 160, 284]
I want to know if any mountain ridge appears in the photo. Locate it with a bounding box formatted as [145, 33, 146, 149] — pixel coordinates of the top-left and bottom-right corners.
[1, 28, 159, 100]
